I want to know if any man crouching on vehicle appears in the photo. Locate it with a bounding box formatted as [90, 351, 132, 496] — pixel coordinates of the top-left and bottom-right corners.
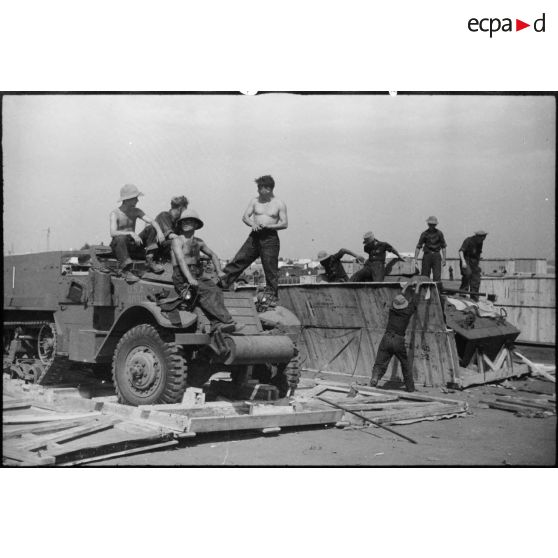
[171, 209, 237, 333]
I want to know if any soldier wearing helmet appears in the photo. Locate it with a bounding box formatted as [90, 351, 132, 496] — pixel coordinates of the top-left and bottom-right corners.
[316, 248, 364, 283]
[109, 184, 165, 282]
[171, 208, 237, 333]
[413, 216, 447, 283]
[459, 230, 488, 301]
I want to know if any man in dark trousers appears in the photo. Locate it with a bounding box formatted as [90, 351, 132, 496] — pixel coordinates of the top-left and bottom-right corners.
[316, 249, 364, 282]
[350, 231, 405, 282]
[459, 230, 488, 301]
[219, 175, 287, 301]
[369, 280, 419, 392]
[171, 208, 237, 333]
[414, 216, 447, 283]
[109, 184, 165, 282]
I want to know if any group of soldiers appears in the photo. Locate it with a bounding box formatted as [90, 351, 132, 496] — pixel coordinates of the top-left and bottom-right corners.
[108, 176, 488, 392]
[316, 217, 489, 298]
[109, 175, 286, 334]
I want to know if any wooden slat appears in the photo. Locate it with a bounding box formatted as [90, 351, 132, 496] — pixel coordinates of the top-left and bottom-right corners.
[3, 411, 102, 424]
[60, 440, 178, 466]
[2, 447, 56, 465]
[16, 418, 120, 451]
[3, 418, 97, 439]
[188, 409, 342, 433]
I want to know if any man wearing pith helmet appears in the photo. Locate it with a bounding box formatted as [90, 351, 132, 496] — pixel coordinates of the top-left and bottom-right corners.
[369, 280, 420, 392]
[171, 208, 237, 333]
[350, 231, 405, 282]
[459, 230, 488, 301]
[109, 184, 165, 282]
[414, 216, 447, 283]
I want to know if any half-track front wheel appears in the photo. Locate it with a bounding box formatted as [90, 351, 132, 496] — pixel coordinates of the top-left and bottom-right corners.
[112, 324, 187, 406]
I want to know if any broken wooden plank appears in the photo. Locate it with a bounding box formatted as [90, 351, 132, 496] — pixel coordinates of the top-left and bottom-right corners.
[45, 430, 176, 461]
[479, 399, 552, 414]
[3, 418, 97, 440]
[493, 398, 555, 412]
[344, 401, 468, 426]
[16, 418, 120, 451]
[59, 440, 178, 466]
[2, 447, 56, 466]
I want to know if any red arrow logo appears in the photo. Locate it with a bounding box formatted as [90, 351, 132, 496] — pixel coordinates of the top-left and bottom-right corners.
[516, 19, 530, 31]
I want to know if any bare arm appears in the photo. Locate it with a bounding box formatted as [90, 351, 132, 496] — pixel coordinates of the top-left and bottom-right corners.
[262, 200, 288, 231]
[459, 249, 467, 267]
[390, 248, 405, 261]
[339, 248, 365, 263]
[171, 237, 198, 286]
[242, 199, 260, 230]
[199, 241, 223, 275]
[141, 215, 165, 244]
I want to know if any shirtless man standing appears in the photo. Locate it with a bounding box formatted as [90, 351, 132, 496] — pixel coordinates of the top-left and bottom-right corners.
[219, 175, 288, 299]
[110, 184, 165, 282]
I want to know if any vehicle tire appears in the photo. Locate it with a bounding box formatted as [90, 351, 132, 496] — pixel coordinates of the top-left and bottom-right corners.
[112, 324, 187, 406]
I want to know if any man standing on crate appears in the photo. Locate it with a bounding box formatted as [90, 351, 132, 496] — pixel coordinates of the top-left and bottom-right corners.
[414, 216, 447, 284]
[459, 230, 488, 301]
[316, 249, 365, 282]
[219, 175, 288, 303]
[350, 231, 406, 282]
[369, 280, 420, 392]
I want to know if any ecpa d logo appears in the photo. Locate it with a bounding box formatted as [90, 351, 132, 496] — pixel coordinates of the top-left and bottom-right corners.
[468, 13, 546, 37]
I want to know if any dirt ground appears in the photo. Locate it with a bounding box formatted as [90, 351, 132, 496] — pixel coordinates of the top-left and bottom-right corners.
[91, 345, 556, 467]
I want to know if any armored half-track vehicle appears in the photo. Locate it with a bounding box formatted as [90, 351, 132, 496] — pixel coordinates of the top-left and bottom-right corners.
[3, 250, 301, 406]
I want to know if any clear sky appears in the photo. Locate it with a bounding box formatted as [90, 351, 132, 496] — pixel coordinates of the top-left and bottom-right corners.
[2, 93, 555, 259]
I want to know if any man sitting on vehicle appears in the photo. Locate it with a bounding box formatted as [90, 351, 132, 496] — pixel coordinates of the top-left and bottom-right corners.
[110, 184, 165, 282]
[138, 195, 190, 272]
[171, 208, 237, 333]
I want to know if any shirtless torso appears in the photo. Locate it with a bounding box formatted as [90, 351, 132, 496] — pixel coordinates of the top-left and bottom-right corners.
[111, 206, 145, 232]
[171, 235, 202, 267]
[244, 195, 288, 231]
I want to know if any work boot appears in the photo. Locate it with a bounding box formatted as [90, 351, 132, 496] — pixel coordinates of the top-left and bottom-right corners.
[123, 270, 140, 283]
[145, 254, 164, 274]
[216, 321, 237, 334]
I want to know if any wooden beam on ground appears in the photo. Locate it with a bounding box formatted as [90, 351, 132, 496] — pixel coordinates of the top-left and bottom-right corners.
[3, 418, 97, 440]
[2, 447, 55, 466]
[59, 440, 178, 466]
[3, 411, 102, 424]
[188, 409, 342, 433]
[17, 418, 120, 451]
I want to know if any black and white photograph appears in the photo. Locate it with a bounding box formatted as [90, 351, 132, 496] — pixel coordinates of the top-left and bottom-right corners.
[2, 92, 555, 467]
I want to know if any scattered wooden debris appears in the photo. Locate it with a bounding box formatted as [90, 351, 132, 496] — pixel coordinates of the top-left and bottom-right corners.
[3, 372, 471, 465]
[514, 351, 556, 383]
